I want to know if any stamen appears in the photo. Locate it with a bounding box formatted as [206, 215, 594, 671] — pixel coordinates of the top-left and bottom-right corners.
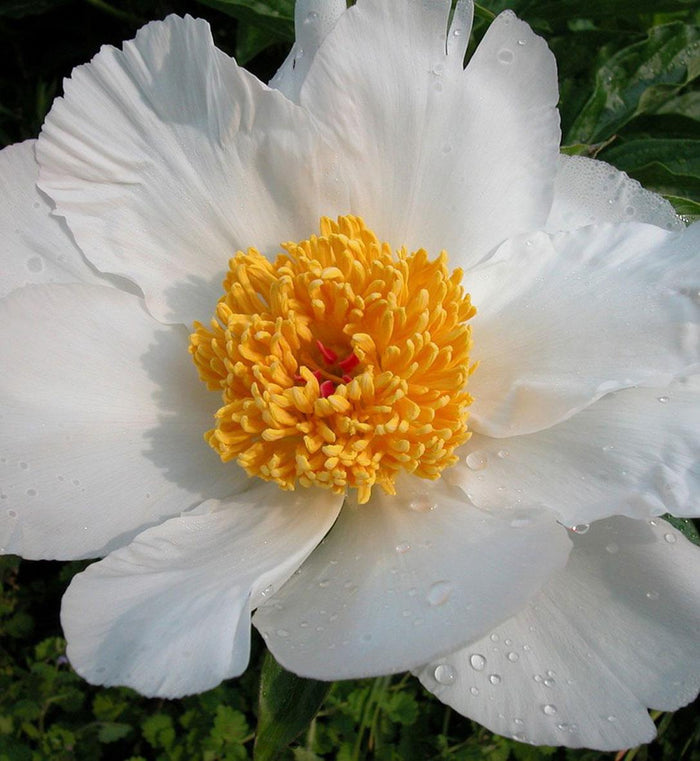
[190, 215, 476, 504]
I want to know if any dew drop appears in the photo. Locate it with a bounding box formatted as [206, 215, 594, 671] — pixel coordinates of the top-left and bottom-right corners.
[607, 715, 617, 722]
[434, 663, 456, 685]
[490, 633, 499, 642]
[395, 541, 411, 554]
[605, 542, 619, 554]
[497, 48, 514, 64]
[543, 678, 555, 687]
[432, 63, 445, 76]
[543, 704, 557, 716]
[517, 38, 527, 45]
[507, 651, 519, 662]
[497, 449, 510, 459]
[260, 584, 273, 598]
[489, 674, 502, 685]
[26, 256, 43, 273]
[469, 653, 486, 671]
[657, 396, 669, 403]
[305, 10, 319, 22]
[664, 533, 677, 544]
[571, 523, 590, 534]
[646, 590, 659, 600]
[276, 629, 289, 638]
[453, 27, 462, 37]
[469, 686, 479, 696]
[427, 580, 453, 606]
[409, 493, 437, 512]
[318, 579, 331, 588]
[466, 451, 488, 471]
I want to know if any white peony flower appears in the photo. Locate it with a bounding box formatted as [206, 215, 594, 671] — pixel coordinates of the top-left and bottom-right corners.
[1, 0, 698, 750]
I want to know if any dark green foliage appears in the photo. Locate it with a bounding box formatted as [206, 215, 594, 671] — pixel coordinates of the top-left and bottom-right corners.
[0, 1, 699, 759]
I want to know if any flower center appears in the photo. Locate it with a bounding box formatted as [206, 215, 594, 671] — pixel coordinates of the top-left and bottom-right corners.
[190, 215, 476, 504]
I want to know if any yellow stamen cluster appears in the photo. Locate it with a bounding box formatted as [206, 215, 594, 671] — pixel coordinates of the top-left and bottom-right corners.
[190, 215, 476, 504]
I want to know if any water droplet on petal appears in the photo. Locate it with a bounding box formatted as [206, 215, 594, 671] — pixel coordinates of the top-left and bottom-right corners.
[605, 542, 619, 554]
[489, 674, 502, 685]
[657, 396, 669, 403]
[453, 28, 462, 37]
[490, 633, 499, 642]
[497, 48, 514, 64]
[607, 715, 617, 722]
[507, 652, 519, 662]
[497, 449, 510, 459]
[664, 533, 677, 544]
[469, 686, 479, 695]
[517, 38, 527, 46]
[646, 590, 659, 600]
[571, 523, 590, 534]
[543, 704, 557, 716]
[427, 580, 453, 606]
[305, 10, 319, 22]
[469, 653, 486, 671]
[260, 584, 273, 598]
[434, 663, 456, 685]
[409, 493, 437, 512]
[544, 678, 555, 687]
[395, 541, 411, 554]
[276, 629, 289, 638]
[466, 451, 488, 471]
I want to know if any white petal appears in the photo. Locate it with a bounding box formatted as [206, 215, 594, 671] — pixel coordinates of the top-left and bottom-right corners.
[269, 0, 346, 102]
[467, 222, 700, 437]
[0, 284, 240, 560]
[299, 2, 560, 264]
[547, 155, 683, 233]
[449, 377, 700, 524]
[37, 15, 346, 325]
[61, 484, 343, 698]
[0, 141, 107, 297]
[253, 480, 570, 679]
[418, 517, 700, 750]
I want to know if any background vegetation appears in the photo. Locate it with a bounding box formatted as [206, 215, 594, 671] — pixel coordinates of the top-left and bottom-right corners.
[1, 0, 699, 759]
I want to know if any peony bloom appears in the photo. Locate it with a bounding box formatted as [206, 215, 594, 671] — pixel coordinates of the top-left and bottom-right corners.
[1, 0, 699, 750]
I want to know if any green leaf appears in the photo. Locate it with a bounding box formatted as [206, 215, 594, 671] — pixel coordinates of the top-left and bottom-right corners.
[236, 22, 281, 65]
[97, 721, 133, 743]
[254, 651, 331, 761]
[601, 137, 700, 199]
[654, 90, 700, 120]
[603, 137, 700, 177]
[381, 691, 418, 726]
[523, 0, 700, 20]
[663, 515, 700, 545]
[0, 0, 69, 17]
[566, 22, 700, 144]
[665, 194, 700, 219]
[196, 0, 294, 41]
[210, 704, 249, 746]
[142, 713, 176, 751]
